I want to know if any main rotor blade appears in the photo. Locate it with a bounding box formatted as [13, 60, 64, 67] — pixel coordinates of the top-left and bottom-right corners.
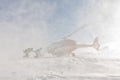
[62, 25, 87, 39]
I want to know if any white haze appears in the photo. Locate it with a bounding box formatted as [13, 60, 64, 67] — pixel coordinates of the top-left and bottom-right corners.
[0, 0, 56, 58]
[72, 0, 120, 58]
[0, 0, 120, 58]
[1, 0, 120, 80]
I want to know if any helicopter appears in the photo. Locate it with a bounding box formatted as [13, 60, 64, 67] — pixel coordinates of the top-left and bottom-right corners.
[46, 26, 100, 57]
[47, 37, 100, 57]
[23, 26, 100, 57]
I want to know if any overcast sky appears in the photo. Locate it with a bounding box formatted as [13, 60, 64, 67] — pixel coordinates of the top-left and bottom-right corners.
[0, 0, 120, 58]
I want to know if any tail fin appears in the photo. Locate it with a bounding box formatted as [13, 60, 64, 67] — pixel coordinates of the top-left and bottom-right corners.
[92, 37, 100, 51]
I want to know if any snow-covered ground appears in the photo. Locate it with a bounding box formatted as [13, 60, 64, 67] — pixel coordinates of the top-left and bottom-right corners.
[1, 0, 120, 80]
[0, 53, 120, 80]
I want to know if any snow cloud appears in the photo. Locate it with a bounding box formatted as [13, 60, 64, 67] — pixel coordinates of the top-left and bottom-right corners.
[0, 0, 56, 55]
[74, 0, 120, 57]
[1, 0, 120, 58]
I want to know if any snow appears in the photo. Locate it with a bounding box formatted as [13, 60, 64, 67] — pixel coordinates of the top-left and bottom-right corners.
[1, 0, 120, 80]
[0, 53, 120, 80]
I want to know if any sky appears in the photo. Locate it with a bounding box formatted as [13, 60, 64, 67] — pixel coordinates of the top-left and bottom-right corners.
[0, 0, 120, 58]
